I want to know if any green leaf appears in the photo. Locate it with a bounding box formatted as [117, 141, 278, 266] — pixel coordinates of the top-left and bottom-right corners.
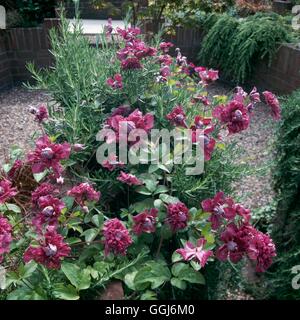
[91, 214, 104, 228]
[5, 203, 21, 213]
[153, 185, 169, 195]
[33, 170, 48, 183]
[61, 263, 79, 288]
[82, 228, 99, 243]
[159, 194, 179, 204]
[148, 164, 159, 174]
[190, 260, 201, 271]
[171, 251, 182, 263]
[21, 261, 38, 279]
[171, 263, 187, 277]
[140, 290, 157, 300]
[144, 179, 158, 192]
[154, 199, 163, 210]
[132, 199, 154, 213]
[171, 277, 187, 290]
[52, 284, 80, 300]
[66, 237, 82, 245]
[61, 196, 75, 210]
[135, 186, 152, 195]
[61, 262, 91, 291]
[134, 261, 171, 291]
[124, 271, 138, 291]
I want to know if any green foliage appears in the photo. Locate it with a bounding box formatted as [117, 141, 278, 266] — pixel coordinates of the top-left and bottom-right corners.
[266, 90, 300, 300]
[199, 13, 292, 83]
[4, 0, 56, 27]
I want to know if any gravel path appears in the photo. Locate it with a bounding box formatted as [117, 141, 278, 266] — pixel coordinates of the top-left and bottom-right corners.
[208, 83, 276, 210]
[0, 87, 49, 165]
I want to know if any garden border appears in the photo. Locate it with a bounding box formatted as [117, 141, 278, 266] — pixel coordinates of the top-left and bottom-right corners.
[0, 18, 60, 91]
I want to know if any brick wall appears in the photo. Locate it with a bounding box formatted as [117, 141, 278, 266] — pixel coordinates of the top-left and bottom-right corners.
[251, 44, 300, 94]
[0, 19, 59, 91]
[0, 31, 13, 91]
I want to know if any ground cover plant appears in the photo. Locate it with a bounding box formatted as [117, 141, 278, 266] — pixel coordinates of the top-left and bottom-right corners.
[0, 14, 280, 300]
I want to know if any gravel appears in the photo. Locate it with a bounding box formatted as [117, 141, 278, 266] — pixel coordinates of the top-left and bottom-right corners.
[0, 87, 49, 165]
[207, 82, 276, 210]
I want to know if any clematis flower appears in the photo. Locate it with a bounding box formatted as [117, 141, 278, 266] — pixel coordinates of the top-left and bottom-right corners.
[117, 171, 142, 186]
[181, 62, 196, 76]
[104, 18, 113, 36]
[102, 154, 125, 171]
[213, 100, 250, 134]
[73, 143, 86, 152]
[233, 203, 251, 223]
[23, 229, 71, 269]
[158, 54, 173, 66]
[27, 135, 71, 178]
[116, 27, 141, 41]
[67, 183, 100, 206]
[0, 215, 12, 263]
[103, 218, 132, 256]
[105, 109, 154, 144]
[35, 105, 48, 123]
[33, 195, 64, 230]
[133, 41, 157, 59]
[31, 183, 59, 205]
[121, 57, 142, 70]
[0, 179, 17, 204]
[30, 105, 49, 123]
[201, 192, 235, 230]
[200, 135, 216, 161]
[166, 202, 189, 232]
[263, 91, 281, 120]
[107, 74, 123, 89]
[166, 105, 187, 128]
[132, 208, 158, 235]
[175, 48, 187, 66]
[216, 223, 248, 263]
[191, 95, 211, 106]
[234, 87, 248, 103]
[195, 67, 219, 85]
[160, 65, 171, 78]
[191, 116, 214, 138]
[7, 159, 23, 179]
[249, 87, 261, 103]
[111, 105, 132, 117]
[176, 238, 213, 267]
[246, 227, 276, 272]
[159, 42, 174, 53]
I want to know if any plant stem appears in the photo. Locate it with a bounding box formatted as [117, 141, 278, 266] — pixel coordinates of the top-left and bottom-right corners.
[156, 230, 164, 258]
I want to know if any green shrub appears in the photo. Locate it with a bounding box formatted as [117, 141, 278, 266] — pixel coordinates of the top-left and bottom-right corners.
[4, 0, 56, 27]
[267, 90, 300, 300]
[198, 12, 292, 83]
